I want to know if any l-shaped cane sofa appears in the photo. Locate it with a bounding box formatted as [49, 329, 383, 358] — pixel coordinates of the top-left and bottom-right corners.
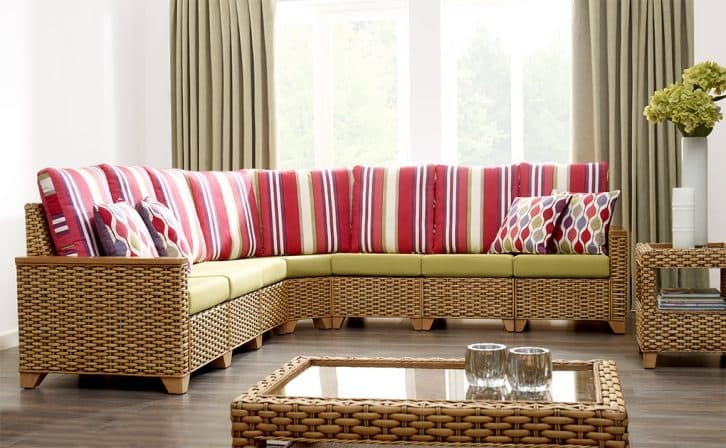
[16, 162, 628, 394]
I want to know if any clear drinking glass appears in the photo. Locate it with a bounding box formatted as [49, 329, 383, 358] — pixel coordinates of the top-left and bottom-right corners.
[465, 343, 508, 388]
[508, 346, 552, 393]
[466, 384, 510, 401]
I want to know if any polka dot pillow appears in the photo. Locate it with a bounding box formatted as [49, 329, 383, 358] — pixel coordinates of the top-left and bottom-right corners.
[93, 202, 159, 257]
[489, 194, 570, 254]
[550, 191, 620, 255]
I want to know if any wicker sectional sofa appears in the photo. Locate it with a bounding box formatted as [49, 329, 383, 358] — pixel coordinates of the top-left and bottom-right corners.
[16, 163, 628, 394]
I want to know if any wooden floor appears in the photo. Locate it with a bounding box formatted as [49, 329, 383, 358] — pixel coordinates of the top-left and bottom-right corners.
[1, 316, 725, 447]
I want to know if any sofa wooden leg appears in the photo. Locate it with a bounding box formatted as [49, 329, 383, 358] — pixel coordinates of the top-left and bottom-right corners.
[608, 320, 626, 334]
[411, 318, 434, 331]
[245, 335, 263, 350]
[642, 352, 658, 369]
[274, 320, 297, 335]
[19, 372, 47, 389]
[502, 320, 515, 332]
[161, 374, 190, 394]
[313, 317, 333, 329]
[512, 319, 528, 332]
[331, 317, 346, 329]
[212, 350, 233, 369]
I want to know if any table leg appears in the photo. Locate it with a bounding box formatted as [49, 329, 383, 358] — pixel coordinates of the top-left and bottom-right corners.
[642, 352, 658, 369]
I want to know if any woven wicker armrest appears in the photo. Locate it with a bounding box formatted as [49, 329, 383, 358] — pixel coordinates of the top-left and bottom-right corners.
[15, 255, 192, 377]
[608, 226, 629, 322]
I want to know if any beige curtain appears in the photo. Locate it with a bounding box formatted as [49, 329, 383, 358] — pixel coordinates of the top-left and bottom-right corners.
[170, 0, 276, 170]
[572, 0, 704, 291]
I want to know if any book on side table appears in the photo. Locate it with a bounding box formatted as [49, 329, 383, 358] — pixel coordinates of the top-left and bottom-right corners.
[657, 287, 726, 311]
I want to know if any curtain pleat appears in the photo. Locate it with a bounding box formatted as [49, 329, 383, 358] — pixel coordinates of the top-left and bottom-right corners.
[573, 0, 705, 296]
[170, 0, 275, 170]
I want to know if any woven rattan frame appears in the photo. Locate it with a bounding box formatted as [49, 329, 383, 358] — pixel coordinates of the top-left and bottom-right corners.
[332, 277, 423, 318]
[514, 226, 628, 324]
[635, 243, 726, 354]
[423, 278, 514, 319]
[16, 255, 191, 376]
[231, 356, 628, 448]
[287, 277, 332, 320]
[258, 283, 288, 333]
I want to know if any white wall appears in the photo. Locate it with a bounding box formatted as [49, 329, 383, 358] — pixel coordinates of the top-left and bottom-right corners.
[0, 0, 170, 348]
[694, 0, 726, 287]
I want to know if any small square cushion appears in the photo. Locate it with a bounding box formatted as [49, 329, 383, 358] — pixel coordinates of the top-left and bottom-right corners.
[351, 165, 435, 253]
[433, 164, 518, 253]
[136, 198, 193, 265]
[93, 202, 159, 257]
[186, 170, 261, 261]
[489, 194, 570, 254]
[37, 166, 114, 256]
[253, 168, 351, 256]
[100, 164, 157, 204]
[518, 162, 608, 197]
[145, 167, 207, 262]
[551, 191, 620, 255]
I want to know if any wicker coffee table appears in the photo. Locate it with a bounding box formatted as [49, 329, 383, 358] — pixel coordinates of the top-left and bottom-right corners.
[231, 357, 628, 447]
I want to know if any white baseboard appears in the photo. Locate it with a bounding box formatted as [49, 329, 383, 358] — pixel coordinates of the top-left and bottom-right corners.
[0, 328, 19, 350]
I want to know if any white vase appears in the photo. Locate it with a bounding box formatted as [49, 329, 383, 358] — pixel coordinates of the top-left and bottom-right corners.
[680, 137, 708, 246]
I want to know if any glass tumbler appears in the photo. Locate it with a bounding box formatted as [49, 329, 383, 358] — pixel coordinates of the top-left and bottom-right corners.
[464, 343, 508, 388]
[508, 346, 552, 393]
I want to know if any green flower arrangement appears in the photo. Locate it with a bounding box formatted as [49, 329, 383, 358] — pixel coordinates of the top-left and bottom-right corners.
[644, 61, 726, 137]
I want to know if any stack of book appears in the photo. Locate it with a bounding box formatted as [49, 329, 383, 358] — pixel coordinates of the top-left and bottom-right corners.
[657, 288, 726, 311]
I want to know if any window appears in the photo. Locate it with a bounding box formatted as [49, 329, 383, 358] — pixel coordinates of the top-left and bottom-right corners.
[276, 0, 571, 168]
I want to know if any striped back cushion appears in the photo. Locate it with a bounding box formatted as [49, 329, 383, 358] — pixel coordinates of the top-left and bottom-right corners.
[253, 168, 351, 256]
[186, 170, 260, 260]
[100, 164, 157, 204]
[433, 164, 519, 253]
[518, 162, 608, 197]
[351, 165, 435, 253]
[37, 166, 113, 256]
[145, 167, 207, 263]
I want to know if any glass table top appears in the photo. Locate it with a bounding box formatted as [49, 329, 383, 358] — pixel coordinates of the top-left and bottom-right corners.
[267, 364, 597, 402]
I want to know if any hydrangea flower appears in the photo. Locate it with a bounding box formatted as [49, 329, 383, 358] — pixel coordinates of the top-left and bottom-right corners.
[644, 61, 726, 137]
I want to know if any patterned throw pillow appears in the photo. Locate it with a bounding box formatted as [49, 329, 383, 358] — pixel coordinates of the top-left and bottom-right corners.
[551, 191, 620, 255]
[489, 194, 570, 254]
[136, 198, 193, 264]
[518, 162, 608, 197]
[145, 167, 207, 262]
[253, 168, 351, 256]
[93, 202, 159, 257]
[186, 170, 261, 260]
[433, 164, 518, 253]
[37, 166, 114, 256]
[351, 165, 435, 253]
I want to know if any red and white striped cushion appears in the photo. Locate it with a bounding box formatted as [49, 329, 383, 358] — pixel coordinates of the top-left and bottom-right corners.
[253, 168, 351, 256]
[100, 164, 157, 204]
[518, 162, 608, 197]
[37, 166, 113, 256]
[186, 170, 260, 260]
[433, 164, 519, 253]
[145, 167, 207, 263]
[351, 165, 435, 253]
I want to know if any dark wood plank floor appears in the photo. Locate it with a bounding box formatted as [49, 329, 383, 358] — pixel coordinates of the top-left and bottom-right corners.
[1, 316, 725, 447]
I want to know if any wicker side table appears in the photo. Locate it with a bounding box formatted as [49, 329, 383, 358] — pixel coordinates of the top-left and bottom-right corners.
[634, 242, 726, 368]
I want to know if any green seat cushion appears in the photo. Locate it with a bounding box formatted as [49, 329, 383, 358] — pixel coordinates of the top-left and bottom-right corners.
[281, 255, 332, 278]
[331, 253, 422, 276]
[190, 260, 264, 297]
[187, 276, 230, 315]
[513, 255, 609, 278]
[422, 254, 514, 277]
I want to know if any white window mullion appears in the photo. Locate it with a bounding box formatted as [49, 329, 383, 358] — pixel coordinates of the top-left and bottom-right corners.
[313, 19, 334, 168]
[409, 0, 443, 165]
